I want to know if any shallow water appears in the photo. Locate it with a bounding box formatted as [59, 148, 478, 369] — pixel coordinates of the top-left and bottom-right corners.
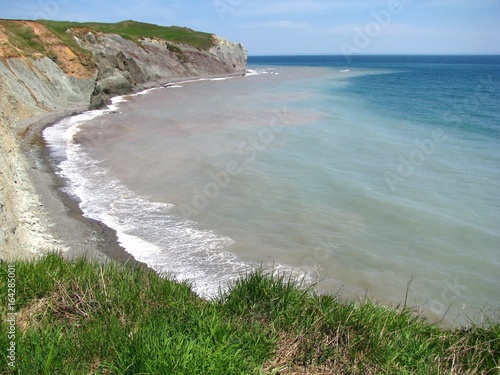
[44, 56, 500, 325]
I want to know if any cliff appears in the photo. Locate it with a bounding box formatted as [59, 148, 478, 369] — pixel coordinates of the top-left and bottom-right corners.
[0, 20, 247, 260]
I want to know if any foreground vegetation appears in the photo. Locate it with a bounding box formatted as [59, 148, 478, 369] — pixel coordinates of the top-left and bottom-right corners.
[0, 254, 498, 374]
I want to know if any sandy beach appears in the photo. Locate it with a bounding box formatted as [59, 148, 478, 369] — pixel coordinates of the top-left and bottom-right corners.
[17, 108, 126, 263]
[0, 72, 243, 266]
[11, 74, 245, 267]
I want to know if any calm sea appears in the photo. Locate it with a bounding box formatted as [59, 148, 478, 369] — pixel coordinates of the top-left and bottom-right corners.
[44, 55, 500, 325]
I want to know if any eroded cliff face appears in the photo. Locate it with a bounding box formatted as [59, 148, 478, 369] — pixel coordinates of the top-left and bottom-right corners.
[0, 22, 96, 259]
[71, 29, 247, 107]
[0, 20, 247, 259]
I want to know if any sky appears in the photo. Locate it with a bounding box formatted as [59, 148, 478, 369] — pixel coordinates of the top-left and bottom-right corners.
[1, 0, 500, 55]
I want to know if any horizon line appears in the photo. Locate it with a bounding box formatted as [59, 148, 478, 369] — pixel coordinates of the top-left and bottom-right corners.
[248, 53, 500, 57]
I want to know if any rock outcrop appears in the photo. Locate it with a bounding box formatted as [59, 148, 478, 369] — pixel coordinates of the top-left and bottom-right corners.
[0, 55, 94, 259]
[74, 30, 247, 108]
[0, 20, 247, 260]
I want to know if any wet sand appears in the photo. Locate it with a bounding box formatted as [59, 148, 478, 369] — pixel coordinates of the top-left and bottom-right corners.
[21, 107, 148, 269]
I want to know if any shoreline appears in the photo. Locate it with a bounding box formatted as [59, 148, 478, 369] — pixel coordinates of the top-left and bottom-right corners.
[20, 73, 246, 270]
[21, 107, 139, 267]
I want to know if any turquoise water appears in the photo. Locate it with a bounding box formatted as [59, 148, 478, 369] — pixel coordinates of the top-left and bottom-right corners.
[44, 56, 500, 325]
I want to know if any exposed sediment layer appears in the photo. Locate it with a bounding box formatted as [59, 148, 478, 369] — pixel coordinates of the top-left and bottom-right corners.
[0, 20, 247, 260]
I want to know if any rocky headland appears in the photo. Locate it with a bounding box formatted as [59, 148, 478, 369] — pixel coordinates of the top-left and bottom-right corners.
[0, 20, 247, 261]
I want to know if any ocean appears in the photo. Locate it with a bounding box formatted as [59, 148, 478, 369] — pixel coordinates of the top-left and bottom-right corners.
[44, 55, 500, 325]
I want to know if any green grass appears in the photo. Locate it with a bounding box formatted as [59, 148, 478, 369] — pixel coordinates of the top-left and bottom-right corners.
[1, 254, 498, 374]
[0, 20, 47, 55]
[38, 20, 214, 50]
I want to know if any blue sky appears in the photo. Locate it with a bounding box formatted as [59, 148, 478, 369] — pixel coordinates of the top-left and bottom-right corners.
[1, 0, 499, 55]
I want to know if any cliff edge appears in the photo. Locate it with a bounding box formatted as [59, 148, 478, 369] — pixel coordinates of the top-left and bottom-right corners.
[0, 20, 247, 260]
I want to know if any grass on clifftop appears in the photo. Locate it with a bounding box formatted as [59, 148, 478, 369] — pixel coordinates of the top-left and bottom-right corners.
[0, 20, 48, 55]
[39, 19, 214, 50]
[1, 254, 499, 374]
